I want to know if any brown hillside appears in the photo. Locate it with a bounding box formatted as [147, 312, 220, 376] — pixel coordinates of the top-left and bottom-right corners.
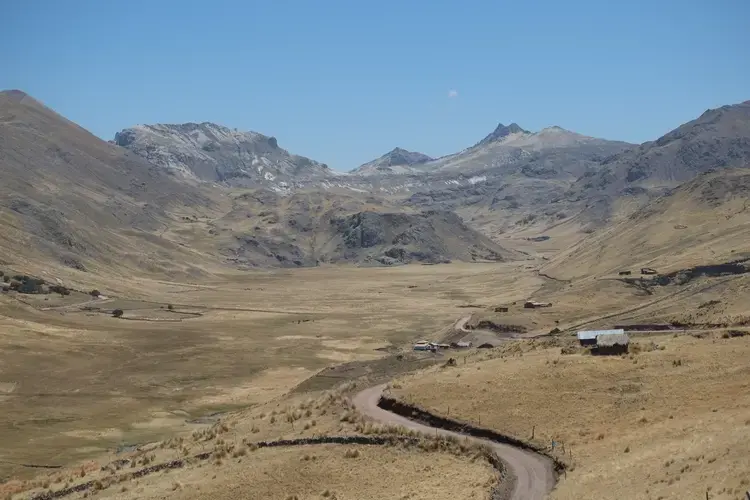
[543, 167, 750, 280]
[0, 90, 226, 283]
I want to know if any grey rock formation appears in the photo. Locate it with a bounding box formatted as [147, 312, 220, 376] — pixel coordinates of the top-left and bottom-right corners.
[567, 100, 750, 225]
[322, 210, 517, 265]
[114, 122, 335, 190]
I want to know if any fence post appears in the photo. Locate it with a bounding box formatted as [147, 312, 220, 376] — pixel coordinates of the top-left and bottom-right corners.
[531, 425, 535, 439]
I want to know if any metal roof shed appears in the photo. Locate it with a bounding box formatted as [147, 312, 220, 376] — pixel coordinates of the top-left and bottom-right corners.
[577, 329, 624, 346]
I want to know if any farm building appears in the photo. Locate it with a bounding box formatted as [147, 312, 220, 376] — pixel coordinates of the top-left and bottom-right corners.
[641, 267, 657, 275]
[413, 341, 436, 352]
[577, 329, 625, 346]
[592, 333, 630, 355]
[524, 301, 552, 309]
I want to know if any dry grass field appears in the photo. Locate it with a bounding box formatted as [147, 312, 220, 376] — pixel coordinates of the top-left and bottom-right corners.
[10, 445, 496, 500]
[0, 262, 541, 481]
[3, 383, 498, 500]
[392, 332, 750, 499]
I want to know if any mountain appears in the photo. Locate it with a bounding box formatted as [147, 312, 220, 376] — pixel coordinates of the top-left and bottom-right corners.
[208, 190, 518, 267]
[0, 91, 519, 277]
[569, 100, 750, 202]
[352, 147, 434, 176]
[0, 90, 223, 283]
[114, 122, 335, 190]
[378, 123, 634, 238]
[322, 210, 517, 265]
[473, 122, 529, 148]
[544, 167, 750, 280]
[417, 124, 633, 176]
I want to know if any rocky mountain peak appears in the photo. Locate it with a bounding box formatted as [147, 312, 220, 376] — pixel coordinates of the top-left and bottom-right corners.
[351, 147, 434, 175]
[114, 121, 333, 189]
[475, 122, 530, 148]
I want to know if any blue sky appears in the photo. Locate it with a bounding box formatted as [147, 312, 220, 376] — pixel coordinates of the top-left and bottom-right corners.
[3, 0, 749, 171]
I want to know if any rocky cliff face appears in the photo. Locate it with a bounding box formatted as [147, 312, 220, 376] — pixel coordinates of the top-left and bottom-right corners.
[114, 122, 336, 190]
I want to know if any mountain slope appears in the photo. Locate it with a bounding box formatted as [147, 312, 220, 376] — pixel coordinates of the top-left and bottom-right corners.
[569, 100, 750, 200]
[0, 91, 517, 275]
[114, 122, 335, 189]
[206, 189, 518, 267]
[411, 123, 633, 178]
[322, 210, 517, 265]
[0, 90, 223, 281]
[544, 167, 750, 280]
[352, 147, 433, 176]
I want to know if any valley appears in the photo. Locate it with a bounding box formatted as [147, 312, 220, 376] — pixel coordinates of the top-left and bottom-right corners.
[2, 89, 750, 500]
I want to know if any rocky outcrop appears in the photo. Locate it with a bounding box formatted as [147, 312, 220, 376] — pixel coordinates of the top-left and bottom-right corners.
[323, 210, 517, 265]
[114, 122, 335, 189]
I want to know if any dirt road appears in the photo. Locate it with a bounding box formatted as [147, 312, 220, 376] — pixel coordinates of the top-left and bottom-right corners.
[353, 384, 556, 500]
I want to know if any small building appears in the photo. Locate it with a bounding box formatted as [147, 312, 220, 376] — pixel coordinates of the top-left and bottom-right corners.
[494, 306, 509, 313]
[577, 329, 625, 346]
[641, 267, 657, 275]
[413, 340, 436, 352]
[618, 271, 632, 276]
[592, 333, 630, 355]
[524, 301, 552, 309]
[455, 341, 472, 348]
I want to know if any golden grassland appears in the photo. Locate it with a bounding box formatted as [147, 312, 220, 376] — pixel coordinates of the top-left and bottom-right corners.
[47, 445, 495, 500]
[4, 386, 497, 500]
[392, 332, 750, 500]
[0, 262, 540, 480]
[4, 255, 750, 498]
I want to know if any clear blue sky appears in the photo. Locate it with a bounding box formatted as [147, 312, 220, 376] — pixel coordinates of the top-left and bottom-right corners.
[3, 0, 749, 171]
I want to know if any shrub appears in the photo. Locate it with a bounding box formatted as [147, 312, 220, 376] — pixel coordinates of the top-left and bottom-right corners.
[90, 289, 101, 297]
[2, 275, 8, 283]
[112, 309, 124, 318]
[167, 304, 174, 310]
[18, 279, 44, 294]
[49, 285, 71, 296]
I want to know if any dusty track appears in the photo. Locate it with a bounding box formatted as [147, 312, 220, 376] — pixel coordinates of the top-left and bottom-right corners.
[353, 384, 556, 500]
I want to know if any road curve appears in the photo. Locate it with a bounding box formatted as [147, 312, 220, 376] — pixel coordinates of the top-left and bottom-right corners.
[353, 384, 556, 500]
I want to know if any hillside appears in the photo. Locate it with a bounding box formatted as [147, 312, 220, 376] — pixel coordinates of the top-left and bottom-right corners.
[322, 210, 516, 265]
[114, 122, 336, 189]
[200, 189, 518, 267]
[0, 90, 225, 283]
[544, 167, 750, 280]
[567, 100, 750, 221]
[0, 91, 518, 277]
[411, 123, 632, 177]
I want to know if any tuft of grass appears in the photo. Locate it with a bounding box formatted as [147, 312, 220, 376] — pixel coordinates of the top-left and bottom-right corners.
[343, 448, 361, 459]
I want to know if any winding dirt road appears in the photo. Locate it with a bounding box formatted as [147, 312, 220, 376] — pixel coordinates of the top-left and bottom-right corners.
[353, 384, 556, 500]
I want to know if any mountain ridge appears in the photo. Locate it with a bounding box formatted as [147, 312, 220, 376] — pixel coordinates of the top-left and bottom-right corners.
[114, 121, 336, 190]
